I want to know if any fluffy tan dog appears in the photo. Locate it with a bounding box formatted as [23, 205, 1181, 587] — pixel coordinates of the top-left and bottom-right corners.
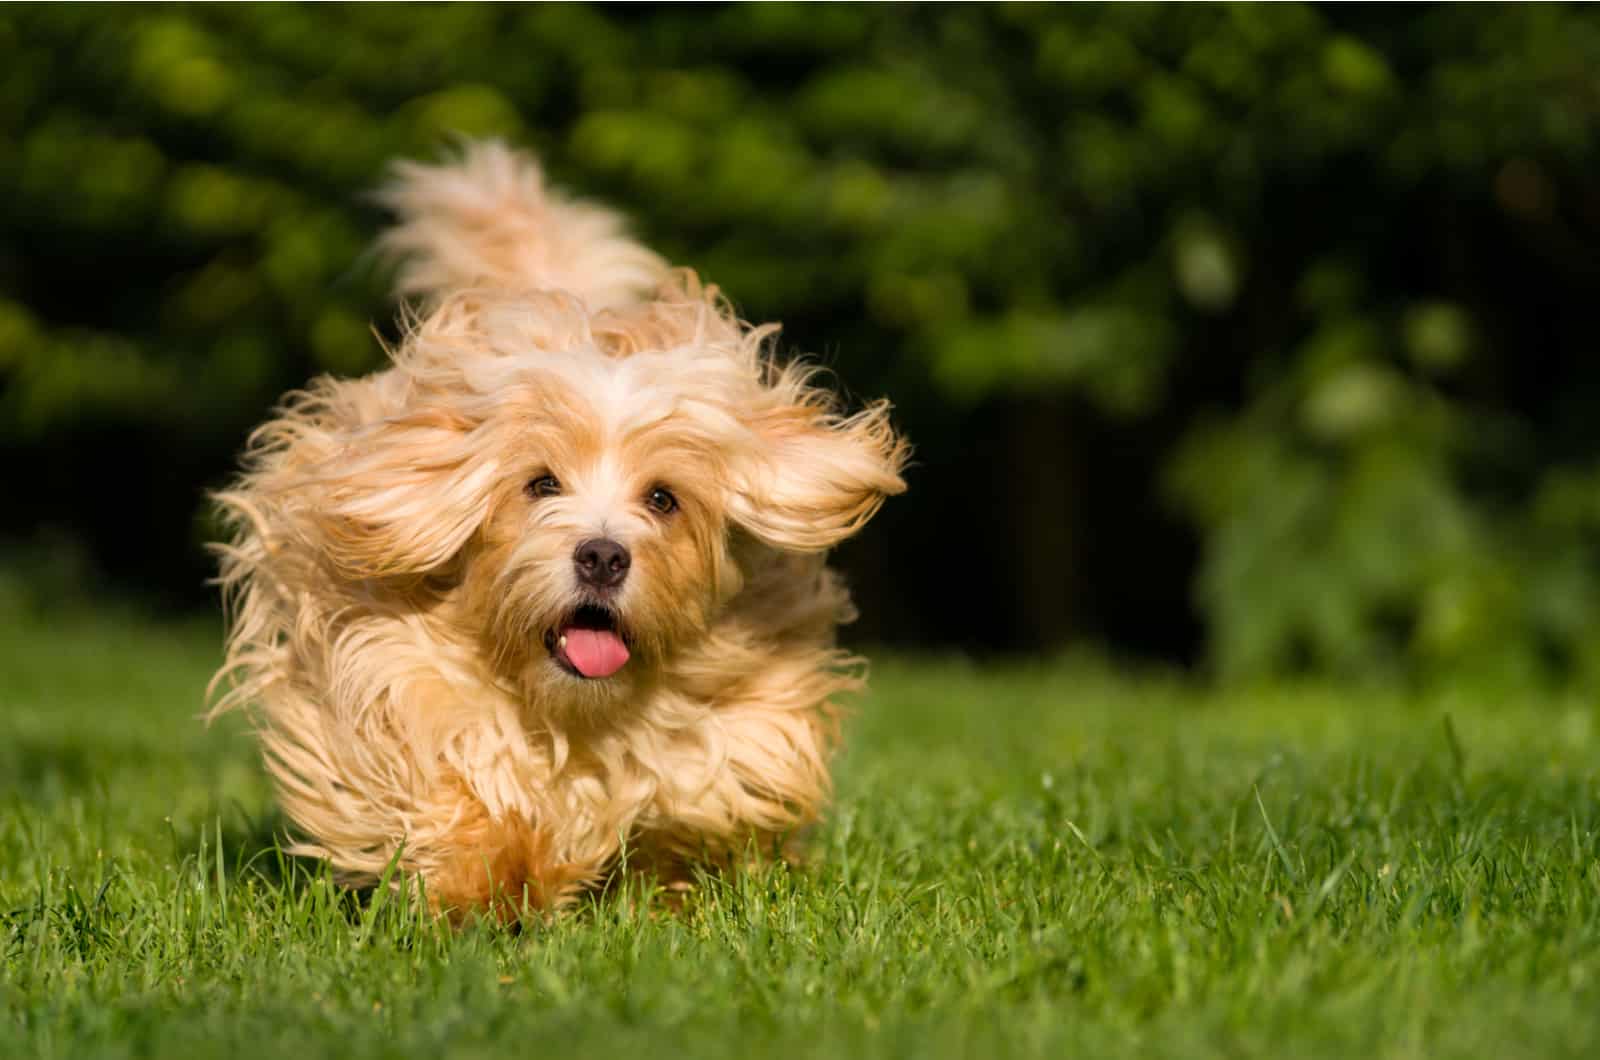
[210, 142, 908, 918]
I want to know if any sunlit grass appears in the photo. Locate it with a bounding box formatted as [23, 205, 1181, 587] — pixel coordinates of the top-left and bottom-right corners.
[3, 611, 1598, 1058]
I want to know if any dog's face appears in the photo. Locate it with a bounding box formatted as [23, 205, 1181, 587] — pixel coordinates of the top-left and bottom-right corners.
[296, 290, 906, 709]
[461, 354, 745, 703]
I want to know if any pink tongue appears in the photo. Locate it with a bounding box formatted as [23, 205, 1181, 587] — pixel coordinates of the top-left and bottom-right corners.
[561, 627, 630, 678]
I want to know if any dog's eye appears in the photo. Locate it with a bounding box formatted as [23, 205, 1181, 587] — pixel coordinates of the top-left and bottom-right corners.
[645, 486, 678, 516]
[526, 474, 562, 499]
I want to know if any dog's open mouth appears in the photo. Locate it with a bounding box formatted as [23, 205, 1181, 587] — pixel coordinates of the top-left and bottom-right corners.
[544, 604, 631, 679]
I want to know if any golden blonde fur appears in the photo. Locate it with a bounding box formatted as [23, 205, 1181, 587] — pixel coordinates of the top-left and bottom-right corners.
[210, 141, 908, 918]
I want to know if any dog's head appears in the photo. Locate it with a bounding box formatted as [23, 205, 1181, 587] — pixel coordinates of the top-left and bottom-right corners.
[286, 283, 907, 708]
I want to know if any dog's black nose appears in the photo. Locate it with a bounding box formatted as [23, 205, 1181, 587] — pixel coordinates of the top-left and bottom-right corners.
[574, 538, 630, 589]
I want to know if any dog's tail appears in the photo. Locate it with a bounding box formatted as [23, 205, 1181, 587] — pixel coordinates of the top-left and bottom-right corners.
[375, 140, 668, 311]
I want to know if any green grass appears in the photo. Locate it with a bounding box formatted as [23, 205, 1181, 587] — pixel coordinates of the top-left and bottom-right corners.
[3, 609, 1598, 1059]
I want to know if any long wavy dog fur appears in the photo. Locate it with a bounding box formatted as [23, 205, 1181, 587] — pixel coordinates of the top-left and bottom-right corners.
[210, 142, 908, 918]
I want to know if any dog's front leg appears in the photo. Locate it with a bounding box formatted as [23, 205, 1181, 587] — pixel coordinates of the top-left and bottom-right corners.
[418, 783, 594, 924]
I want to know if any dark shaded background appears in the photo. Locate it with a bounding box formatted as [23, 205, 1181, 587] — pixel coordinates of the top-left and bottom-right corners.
[6, 5, 1600, 683]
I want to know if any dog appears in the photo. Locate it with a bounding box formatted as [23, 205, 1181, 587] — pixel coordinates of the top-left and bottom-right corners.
[209, 141, 908, 918]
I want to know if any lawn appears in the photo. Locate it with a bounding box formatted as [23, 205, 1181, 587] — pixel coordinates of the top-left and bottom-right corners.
[3, 608, 1598, 1059]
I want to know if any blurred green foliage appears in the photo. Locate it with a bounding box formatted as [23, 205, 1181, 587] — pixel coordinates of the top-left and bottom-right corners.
[6, 5, 1600, 682]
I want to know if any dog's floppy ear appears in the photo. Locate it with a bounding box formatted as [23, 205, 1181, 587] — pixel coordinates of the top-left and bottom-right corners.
[731, 386, 909, 553]
[293, 408, 500, 579]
